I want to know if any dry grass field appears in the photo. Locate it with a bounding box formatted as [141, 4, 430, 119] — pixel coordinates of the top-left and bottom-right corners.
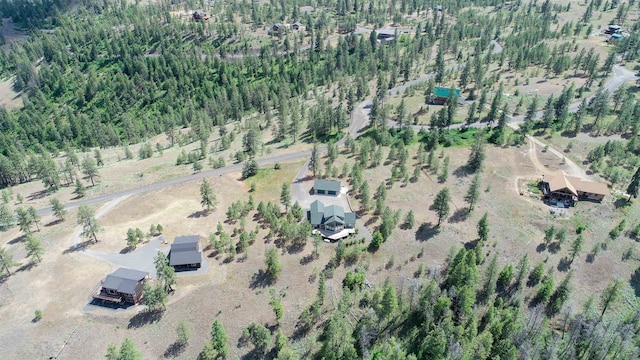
[3, 135, 635, 359]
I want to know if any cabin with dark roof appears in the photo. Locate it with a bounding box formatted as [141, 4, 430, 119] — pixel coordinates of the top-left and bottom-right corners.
[192, 10, 208, 21]
[308, 200, 356, 232]
[313, 179, 341, 196]
[169, 235, 202, 271]
[93, 268, 149, 305]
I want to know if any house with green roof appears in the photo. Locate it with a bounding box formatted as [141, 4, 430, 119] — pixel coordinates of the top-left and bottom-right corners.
[432, 86, 462, 105]
[313, 179, 341, 196]
[308, 200, 356, 232]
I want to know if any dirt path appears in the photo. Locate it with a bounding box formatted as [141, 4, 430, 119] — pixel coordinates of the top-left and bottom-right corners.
[526, 135, 587, 179]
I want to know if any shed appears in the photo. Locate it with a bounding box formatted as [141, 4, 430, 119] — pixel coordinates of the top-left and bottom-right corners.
[432, 86, 462, 105]
[169, 235, 202, 270]
[313, 179, 341, 196]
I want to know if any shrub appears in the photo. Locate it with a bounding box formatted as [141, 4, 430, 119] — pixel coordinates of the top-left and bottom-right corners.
[33, 310, 42, 322]
[242, 160, 259, 179]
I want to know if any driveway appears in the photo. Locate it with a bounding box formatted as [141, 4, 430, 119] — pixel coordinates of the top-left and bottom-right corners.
[82, 237, 170, 278]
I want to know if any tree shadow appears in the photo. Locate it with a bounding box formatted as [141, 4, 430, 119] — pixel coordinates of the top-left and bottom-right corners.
[45, 219, 63, 227]
[287, 242, 306, 254]
[188, 210, 210, 218]
[536, 243, 547, 253]
[556, 257, 572, 272]
[163, 342, 186, 358]
[464, 239, 480, 250]
[364, 216, 378, 227]
[586, 253, 596, 263]
[452, 166, 471, 178]
[128, 310, 164, 329]
[415, 222, 439, 241]
[448, 208, 469, 224]
[631, 268, 640, 297]
[27, 189, 49, 201]
[547, 242, 561, 254]
[63, 240, 93, 254]
[16, 262, 35, 272]
[249, 269, 273, 289]
[7, 233, 26, 245]
[614, 198, 631, 209]
[300, 254, 315, 265]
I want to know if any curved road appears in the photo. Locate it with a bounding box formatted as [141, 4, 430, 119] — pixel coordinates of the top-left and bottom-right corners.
[36, 60, 636, 216]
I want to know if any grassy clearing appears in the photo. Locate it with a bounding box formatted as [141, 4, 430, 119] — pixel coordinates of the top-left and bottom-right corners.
[248, 160, 305, 202]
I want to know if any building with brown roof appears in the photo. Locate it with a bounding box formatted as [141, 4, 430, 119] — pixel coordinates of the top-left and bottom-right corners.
[541, 173, 608, 204]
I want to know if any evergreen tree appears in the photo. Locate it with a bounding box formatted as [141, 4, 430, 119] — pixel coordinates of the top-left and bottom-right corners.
[154, 251, 176, 293]
[25, 233, 44, 263]
[404, 210, 415, 229]
[626, 166, 640, 201]
[477, 212, 489, 242]
[0, 247, 18, 276]
[310, 143, 320, 177]
[466, 136, 486, 173]
[81, 157, 99, 186]
[77, 205, 101, 243]
[73, 179, 86, 198]
[464, 173, 481, 213]
[265, 247, 282, 280]
[569, 235, 584, 263]
[50, 198, 67, 221]
[432, 187, 451, 226]
[200, 179, 217, 213]
[280, 183, 291, 212]
[600, 279, 622, 319]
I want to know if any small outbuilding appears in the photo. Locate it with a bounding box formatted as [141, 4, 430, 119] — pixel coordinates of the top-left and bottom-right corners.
[605, 25, 622, 34]
[169, 235, 203, 271]
[432, 86, 462, 105]
[313, 179, 341, 196]
[192, 10, 209, 21]
[93, 268, 149, 305]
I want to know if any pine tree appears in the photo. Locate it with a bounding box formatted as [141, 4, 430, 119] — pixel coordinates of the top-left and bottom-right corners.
[477, 212, 489, 242]
[0, 248, 18, 275]
[280, 183, 291, 212]
[464, 173, 481, 213]
[73, 178, 86, 198]
[432, 187, 451, 226]
[81, 157, 99, 186]
[200, 179, 217, 213]
[466, 136, 486, 173]
[600, 279, 622, 319]
[50, 198, 67, 221]
[570, 234, 584, 263]
[626, 166, 640, 201]
[25, 233, 44, 263]
[310, 143, 320, 177]
[265, 247, 282, 280]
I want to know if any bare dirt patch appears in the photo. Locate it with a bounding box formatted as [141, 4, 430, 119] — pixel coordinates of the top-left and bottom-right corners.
[0, 76, 22, 110]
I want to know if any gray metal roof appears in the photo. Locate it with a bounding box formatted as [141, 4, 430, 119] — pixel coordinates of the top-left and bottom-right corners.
[169, 235, 201, 266]
[313, 179, 341, 193]
[103, 268, 148, 294]
[309, 200, 325, 225]
[324, 205, 345, 225]
[344, 212, 356, 226]
[308, 200, 356, 227]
